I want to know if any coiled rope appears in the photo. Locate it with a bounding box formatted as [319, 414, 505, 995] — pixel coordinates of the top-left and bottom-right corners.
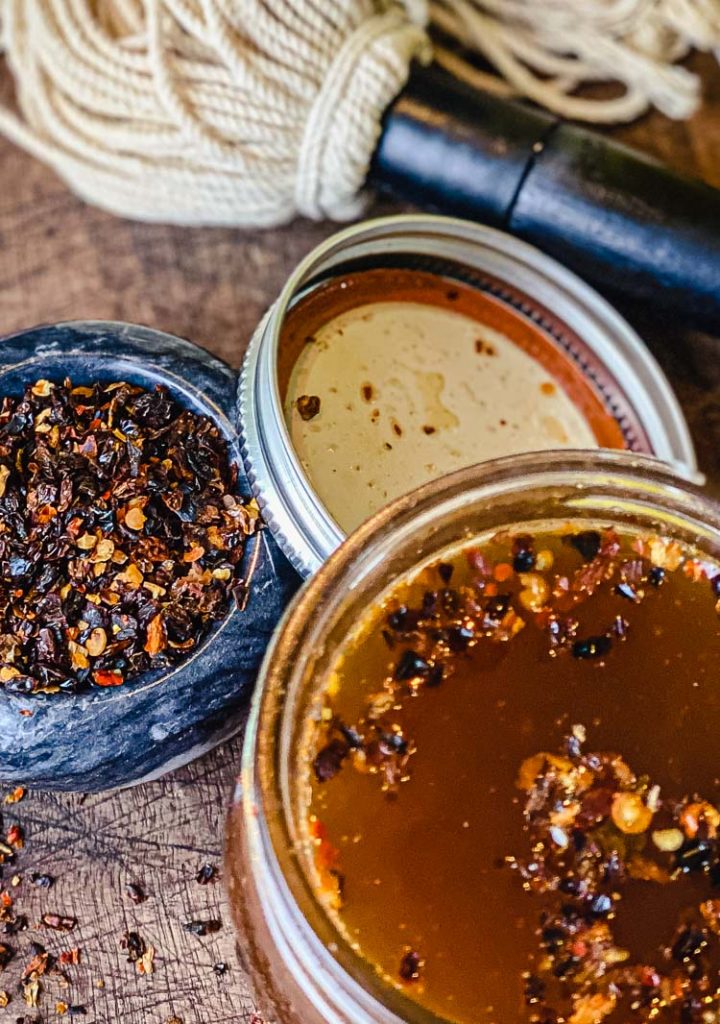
[0, 0, 717, 227]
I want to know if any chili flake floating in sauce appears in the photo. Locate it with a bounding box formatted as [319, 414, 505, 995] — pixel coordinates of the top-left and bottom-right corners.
[0, 379, 259, 694]
[304, 524, 720, 1024]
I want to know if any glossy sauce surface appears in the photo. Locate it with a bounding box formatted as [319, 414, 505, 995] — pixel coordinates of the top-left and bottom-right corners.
[302, 527, 720, 1024]
[281, 271, 622, 533]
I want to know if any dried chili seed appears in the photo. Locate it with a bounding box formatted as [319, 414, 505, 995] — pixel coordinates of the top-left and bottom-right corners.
[675, 838, 715, 873]
[615, 582, 638, 602]
[338, 724, 363, 749]
[0, 379, 257, 695]
[571, 635, 612, 660]
[313, 738, 349, 783]
[196, 864, 217, 886]
[523, 973, 545, 1005]
[671, 926, 707, 962]
[387, 606, 420, 632]
[121, 931, 146, 963]
[3, 915, 28, 936]
[648, 566, 666, 587]
[513, 549, 535, 573]
[183, 919, 221, 936]
[394, 650, 431, 681]
[296, 395, 321, 420]
[29, 874, 53, 889]
[588, 893, 612, 917]
[399, 949, 422, 981]
[124, 882, 146, 904]
[566, 531, 601, 561]
[437, 562, 454, 583]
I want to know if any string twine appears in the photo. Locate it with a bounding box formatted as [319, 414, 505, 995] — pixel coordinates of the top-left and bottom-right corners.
[0, 0, 717, 227]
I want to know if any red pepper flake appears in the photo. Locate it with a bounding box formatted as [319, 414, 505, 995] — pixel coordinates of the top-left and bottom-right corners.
[41, 913, 77, 932]
[493, 562, 513, 582]
[6, 825, 24, 849]
[144, 612, 167, 656]
[3, 786, 25, 804]
[0, 379, 257, 697]
[683, 559, 706, 582]
[21, 948, 50, 979]
[59, 948, 82, 966]
[92, 670, 124, 687]
[399, 948, 423, 982]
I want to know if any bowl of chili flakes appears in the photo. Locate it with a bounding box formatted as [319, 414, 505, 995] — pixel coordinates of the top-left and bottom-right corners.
[0, 321, 298, 791]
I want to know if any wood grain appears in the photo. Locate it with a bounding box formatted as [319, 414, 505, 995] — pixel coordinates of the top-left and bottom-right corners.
[0, 52, 718, 1024]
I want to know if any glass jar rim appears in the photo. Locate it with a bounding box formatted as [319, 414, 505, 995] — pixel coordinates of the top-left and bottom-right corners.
[238, 449, 720, 1024]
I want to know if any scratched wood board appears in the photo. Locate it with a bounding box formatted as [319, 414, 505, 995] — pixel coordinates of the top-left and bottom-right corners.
[0, 53, 718, 1024]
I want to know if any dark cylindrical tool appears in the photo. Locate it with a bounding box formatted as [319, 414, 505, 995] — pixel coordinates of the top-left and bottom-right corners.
[372, 64, 720, 330]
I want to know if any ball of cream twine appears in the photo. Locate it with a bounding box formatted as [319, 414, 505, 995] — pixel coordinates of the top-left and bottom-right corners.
[0, 0, 717, 227]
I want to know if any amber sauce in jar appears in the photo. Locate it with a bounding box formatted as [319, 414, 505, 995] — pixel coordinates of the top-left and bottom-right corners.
[301, 525, 720, 1024]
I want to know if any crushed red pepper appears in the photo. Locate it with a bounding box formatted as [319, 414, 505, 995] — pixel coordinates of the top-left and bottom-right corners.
[0, 378, 260, 694]
[305, 524, 720, 1022]
[295, 394, 321, 421]
[512, 734, 720, 1023]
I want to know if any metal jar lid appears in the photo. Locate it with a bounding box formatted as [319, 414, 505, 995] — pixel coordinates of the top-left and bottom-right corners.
[238, 214, 697, 579]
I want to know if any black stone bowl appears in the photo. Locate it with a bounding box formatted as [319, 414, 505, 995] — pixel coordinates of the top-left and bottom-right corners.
[0, 322, 299, 791]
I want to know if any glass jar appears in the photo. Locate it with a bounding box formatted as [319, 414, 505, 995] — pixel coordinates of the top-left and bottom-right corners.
[225, 449, 720, 1024]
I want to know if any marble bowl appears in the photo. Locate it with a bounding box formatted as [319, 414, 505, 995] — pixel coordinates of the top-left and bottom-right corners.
[0, 322, 298, 791]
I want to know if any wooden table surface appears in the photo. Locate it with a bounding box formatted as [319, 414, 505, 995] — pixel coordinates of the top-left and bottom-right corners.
[0, 54, 719, 1024]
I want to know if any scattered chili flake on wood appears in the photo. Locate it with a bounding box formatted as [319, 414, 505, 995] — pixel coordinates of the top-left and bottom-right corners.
[29, 874, 53, 890]
[296, 394, 321, 420]
[6, 826, 24, 850]
[195, 863, 217, 885]
[120, 930, 146, 963]
[58, 949, 81, 966]
[0, 989, 8, 1006]
[40, 914, 76, 932]
[124, 881, 146, 904]
[182, 919, 222, 937]
[3, 787, 25, 805]
[23, 977, 40, 1007]
[136, 945, 155, 977]
[0, 379, 259, 694]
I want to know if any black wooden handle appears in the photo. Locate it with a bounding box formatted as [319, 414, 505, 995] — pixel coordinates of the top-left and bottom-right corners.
[371, 63, 720, 331]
